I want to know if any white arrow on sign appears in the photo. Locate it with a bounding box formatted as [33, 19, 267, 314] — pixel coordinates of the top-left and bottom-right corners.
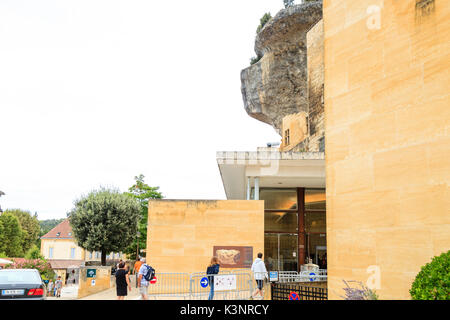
[200, 278, 209, 287]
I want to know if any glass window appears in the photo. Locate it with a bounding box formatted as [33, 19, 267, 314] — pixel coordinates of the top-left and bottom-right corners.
[0, 270, 40, 284]
[305, 211, 326, 233]
[49, 247, 53, 258]
[260, 188, 297, 210]
[70, 248, 75, 259]
[264, 233, 278, 271]
[279, 234, 298, 271]
[306, 233, 327, 267]
[305, 189, 326, 211]
[265, 211, 297, 233]
[264, 233, 298, 271]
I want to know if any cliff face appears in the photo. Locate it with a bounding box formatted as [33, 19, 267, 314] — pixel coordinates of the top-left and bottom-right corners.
[240, 1, 323, 137]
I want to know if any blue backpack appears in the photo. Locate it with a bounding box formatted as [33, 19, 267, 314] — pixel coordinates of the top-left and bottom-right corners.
[143, 265, 156, 281]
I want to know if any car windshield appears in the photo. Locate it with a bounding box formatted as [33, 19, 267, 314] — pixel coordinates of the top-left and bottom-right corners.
[0, 271, 41, 284]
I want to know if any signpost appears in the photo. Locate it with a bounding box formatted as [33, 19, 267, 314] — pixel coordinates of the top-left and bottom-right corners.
[289, 291, 299, 300]
[86, 269, 96, 278]
[269, 271, 279, 282]
[309, 272, 317, 282]
[200, 277, 209, 288]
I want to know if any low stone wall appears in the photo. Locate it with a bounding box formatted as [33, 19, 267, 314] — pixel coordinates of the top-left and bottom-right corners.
[77, 266, 111, 299]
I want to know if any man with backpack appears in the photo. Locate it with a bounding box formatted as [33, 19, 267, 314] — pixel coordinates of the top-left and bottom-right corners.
[137, 257, 155, 300]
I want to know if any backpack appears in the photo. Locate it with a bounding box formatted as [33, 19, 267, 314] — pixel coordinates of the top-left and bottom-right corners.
[143, 265, 156, 281]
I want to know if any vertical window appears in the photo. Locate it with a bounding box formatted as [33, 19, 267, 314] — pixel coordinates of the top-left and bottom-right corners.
[49, 247, 53, 259]
[284, 129, 290, 146]
[70, 248, 75, 259]
[89, 252, 93, 259]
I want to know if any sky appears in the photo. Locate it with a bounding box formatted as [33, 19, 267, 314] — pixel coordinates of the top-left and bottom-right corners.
[0, 0, 288, 220]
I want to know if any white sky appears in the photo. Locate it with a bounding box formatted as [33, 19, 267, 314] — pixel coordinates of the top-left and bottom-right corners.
[0, 0, 286, 220]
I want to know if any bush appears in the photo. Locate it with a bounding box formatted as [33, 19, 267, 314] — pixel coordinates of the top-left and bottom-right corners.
[250, 55, 262, 65]
[410, 251, 450, 300]
[25, 245, 45, 260]
[4, 258, 56, 281]
[341, 280, 378, 300]
[256, 13, 272, 34]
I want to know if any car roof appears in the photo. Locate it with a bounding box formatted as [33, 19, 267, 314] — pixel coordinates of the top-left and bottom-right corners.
[0, 269, 39, 272]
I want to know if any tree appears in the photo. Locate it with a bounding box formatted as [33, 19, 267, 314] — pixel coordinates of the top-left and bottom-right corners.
[256, 12, 272, 34]
[123, 174, 163, 259]
[68, 187, 141, 266]
[25, 244, 45, 260]
[0, 213, 24, 257]
[5, 209, 40, 253]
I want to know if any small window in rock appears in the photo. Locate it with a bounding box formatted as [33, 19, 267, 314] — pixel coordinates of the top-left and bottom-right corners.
[284, 129, 290, 146]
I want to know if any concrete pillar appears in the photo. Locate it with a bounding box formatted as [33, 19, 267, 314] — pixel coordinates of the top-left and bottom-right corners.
[246, 177, 251, 200]
[254, 177, 260, 200]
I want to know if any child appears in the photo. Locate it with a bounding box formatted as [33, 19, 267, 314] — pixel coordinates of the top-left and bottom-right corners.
[47, 280, 54, 297]
[55, 276, 63, 298]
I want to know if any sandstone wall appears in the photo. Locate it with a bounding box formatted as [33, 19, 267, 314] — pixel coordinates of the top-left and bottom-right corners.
[147, 200, 264, 273]
[324, 0, 450, 300]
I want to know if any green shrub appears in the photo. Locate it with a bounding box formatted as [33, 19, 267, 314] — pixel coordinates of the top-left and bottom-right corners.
[256, 13, 272, 34]
[410, 250, 450, 300]
[250, 55, 262, 65]
[4, 258, 56, 280]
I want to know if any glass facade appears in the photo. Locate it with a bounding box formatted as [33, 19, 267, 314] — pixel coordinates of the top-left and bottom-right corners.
[261, 187, 326, 271]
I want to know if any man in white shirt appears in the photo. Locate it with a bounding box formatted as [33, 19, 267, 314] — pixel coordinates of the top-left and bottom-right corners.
[137, 258, 150, 300]
[251, 252, 268, 299]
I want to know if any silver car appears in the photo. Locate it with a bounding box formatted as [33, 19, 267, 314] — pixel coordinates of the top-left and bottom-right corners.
[0, 269, 47, 300]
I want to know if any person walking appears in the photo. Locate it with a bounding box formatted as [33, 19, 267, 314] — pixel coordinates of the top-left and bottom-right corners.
[115, 261, 131, 300]
[55, 276, 63, 298]
[137, 258, 150, 300]
[206, 256, 220, 300]
[251, 253, 268, 300]
[47, 279, 54, 297]
[133, 257, 143, 288]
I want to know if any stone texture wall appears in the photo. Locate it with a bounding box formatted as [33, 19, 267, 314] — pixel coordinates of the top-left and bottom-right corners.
[147, 200, 264, 273]
[77, 266, 111, 299]
[306, 19, 325, 152]
[241, 2, 323, 134]
[324, 0, 449, 300]
[279, 112, 308, 151]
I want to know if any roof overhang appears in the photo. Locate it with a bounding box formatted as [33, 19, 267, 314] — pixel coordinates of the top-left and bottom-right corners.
[217, 149, 325, 199]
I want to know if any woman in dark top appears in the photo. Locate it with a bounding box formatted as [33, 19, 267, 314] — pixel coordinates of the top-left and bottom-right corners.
[206, 256, 220, 300]
[115, 262, 131, 300]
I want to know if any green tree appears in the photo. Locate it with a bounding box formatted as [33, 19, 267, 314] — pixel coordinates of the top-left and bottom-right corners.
[123, 174, 163, 259]
[410, 251, 450, 300]
[25, 244, 45, 260]
[5, 209, 40, 253]
[256, 12, 272, 34]
[0, 213, 24, 257]
[68, 187, 141, 266]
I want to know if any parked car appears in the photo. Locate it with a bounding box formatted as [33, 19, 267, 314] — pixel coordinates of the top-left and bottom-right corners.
[0, 269, 47, 300]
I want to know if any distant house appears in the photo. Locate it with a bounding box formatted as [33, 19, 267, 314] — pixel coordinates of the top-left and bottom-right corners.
[40, 219, 124, 282]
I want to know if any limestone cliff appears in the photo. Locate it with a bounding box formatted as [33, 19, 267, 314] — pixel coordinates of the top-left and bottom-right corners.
[240, 1, 323, 148]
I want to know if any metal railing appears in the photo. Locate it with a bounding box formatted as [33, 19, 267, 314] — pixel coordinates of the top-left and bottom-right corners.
[144, 270, 256, 300]
[278, 270, 327, 283]
[271, 282, 328, 300]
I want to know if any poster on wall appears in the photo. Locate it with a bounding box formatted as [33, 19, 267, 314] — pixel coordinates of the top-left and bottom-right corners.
[213, 246, 253, 268]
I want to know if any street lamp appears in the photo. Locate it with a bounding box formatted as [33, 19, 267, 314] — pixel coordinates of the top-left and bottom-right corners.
[136, 231, 141, 260]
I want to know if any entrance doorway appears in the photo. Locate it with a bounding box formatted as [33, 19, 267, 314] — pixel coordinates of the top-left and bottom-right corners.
[260, 187, 327, 271]
[264, 233, 298, 271]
